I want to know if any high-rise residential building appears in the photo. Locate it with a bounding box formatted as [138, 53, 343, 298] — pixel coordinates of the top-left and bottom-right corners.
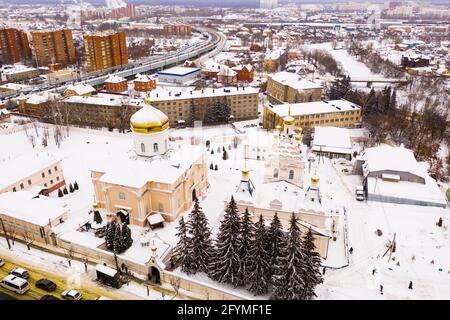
[83, 31, 128, 72]
[0, 28, 32, 64]
[260, 0, 278, 9]
[31, 29, 76, 67]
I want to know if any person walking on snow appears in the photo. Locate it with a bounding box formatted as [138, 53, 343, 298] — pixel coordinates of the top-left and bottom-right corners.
[380, 285, 384, 295]
[408, 281, 413, 290]
[372, 269, 376, 276]
[349, 247, 353, 254]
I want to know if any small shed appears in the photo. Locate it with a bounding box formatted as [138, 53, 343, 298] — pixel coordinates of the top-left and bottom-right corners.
[95, 264, 121, 289]
[147, 213, 164, 229]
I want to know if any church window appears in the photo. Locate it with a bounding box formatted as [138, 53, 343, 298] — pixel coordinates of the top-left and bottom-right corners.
[158, 202, 164, 212]
[153, 143, 159, 153]
[119, 191, 126, 200]
[273, 168, 279, 178]
[141, 143, 146, 153]
[289, 170, 294, 180]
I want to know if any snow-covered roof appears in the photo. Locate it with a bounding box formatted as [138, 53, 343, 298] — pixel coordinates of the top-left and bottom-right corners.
[157, 66, 200, 77]
[95, 263, 118, 277]
[91, 143, 206, 187]
[0, 154, 61, 191]
[312, 126, 352, 155]
[0, 191, 67, 227]
[26, 92, 59, 105]
[270, 71, 323, 91]
[65, 83, 96, 95]
[147, 213, 164, 225]
[130, 104, 168, 126]
[105, 74, 126, 84]
[217, 67, 237, 77]
[63, 94, 123, 107]
[362, 146, 426, 179]
[133, 73, 156, 83]
[267, 99, 361, 117]
[128, 86, 258, 103]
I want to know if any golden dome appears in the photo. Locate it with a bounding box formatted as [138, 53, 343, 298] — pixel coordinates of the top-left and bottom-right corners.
[130, 99, 169, 134]
[283, 115, 295, 126]
[311, 176, 320, 184]
[275, 125, 282, 131]
[294, 134, 301, 141]
[295, 127, 303, 134]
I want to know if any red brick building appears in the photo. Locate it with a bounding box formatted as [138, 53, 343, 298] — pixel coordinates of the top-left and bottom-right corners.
[233, 64, 254, 82]
[133, 73, 157, 92]
[0, 28, 32, 64]
[105, 75, 128, 93]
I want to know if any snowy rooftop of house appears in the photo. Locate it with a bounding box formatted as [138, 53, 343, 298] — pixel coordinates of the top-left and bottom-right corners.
[218, 66, 237, 77]
[366, 176, 447, 206]
[105, 74, 126, 83]
[361, 146, 426, 179]
[0, 83, 32, 91]
[63, 94, 123, 107]
[90, 143, 205, 188]
[157, 66, 200, 77]
[0, 64, 37, 75]
[312, 126, 352, 155]
[0, 154, 61, 191]
[0, 191, 66, 226]
[26, 92, 59, 105]
[267, 99, 361, 117]
[133, 73, 156, 83]
[270, 71, 323, 90]
[128, 86, 258, 104]
[65, 83, 96, 95]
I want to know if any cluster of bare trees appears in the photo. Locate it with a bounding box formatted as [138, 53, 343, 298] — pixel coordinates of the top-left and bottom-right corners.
[128, 39, 156, 60]
[304, 49, 342, 76]
[346, 40, 404, 78]
[346, 76, 450, 180]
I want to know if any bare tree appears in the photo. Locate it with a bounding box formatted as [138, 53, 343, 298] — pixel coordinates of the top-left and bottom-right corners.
[22, 232, 34, 250]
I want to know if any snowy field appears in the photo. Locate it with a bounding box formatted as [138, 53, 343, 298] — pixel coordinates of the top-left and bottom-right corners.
[0, 122, 449, 299]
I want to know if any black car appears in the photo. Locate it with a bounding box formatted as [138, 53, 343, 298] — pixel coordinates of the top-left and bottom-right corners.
[36, 279, 57, 292]
[40, 295, 60, 300]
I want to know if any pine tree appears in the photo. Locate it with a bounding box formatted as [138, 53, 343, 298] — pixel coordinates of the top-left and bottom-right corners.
[210, 196, 243, 286]
[69, 183, 74, 193]
[214, 164, 218, 171]
[210, 163, 214, 170]
[187, 199, 214, 274]
[222, 150, 228, 160]
[237, 207, 255, 286]
[105, 221, 116, 251]
[171, 217, 193, 272]
[74, 181, 79, 190]
[272, 213, 306, 300]
[112, 222, 123, 253]
[301, 228, 323, 300]
[58, 189, 63, 198]
[267, 212, 286, 278]
[63, 187, 68, 195]
[93, 210, 103, 225]
[247, 215, 271, 295]
[119, 223, 133, 253]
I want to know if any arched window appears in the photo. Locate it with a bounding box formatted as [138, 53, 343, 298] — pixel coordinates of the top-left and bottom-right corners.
[273, 168, 279, 178]
[289, 170, 294, 180]
[140, 143, 145, 153]
[153, 143, 159, 153]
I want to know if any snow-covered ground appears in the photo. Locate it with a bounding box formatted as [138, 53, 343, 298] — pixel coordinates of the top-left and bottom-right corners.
[0, 121, 449, 300]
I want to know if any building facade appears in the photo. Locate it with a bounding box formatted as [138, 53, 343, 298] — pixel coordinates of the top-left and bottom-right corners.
[133, 73, 157, 92]
[163, 24, 192, 36]
[91, 100, 209, 226]
[267, 71, 323, 104]
[263, 99, 361, 130]
[0, 28, 32, 64]
[31, 29, 76, 67]
[84, 31, 128, 72]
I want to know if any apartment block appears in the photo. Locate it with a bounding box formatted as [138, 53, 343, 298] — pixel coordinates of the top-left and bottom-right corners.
[267, 71, 323, 104]
[163, 24, 192, 36]
[0, 28, 32, 64]
[84, 31, 128, 72]
[31, 29, 76, 67]
[263, 99, 361, 130]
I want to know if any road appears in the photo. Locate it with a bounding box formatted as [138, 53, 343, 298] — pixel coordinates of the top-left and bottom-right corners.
[0, 255, 145, 300]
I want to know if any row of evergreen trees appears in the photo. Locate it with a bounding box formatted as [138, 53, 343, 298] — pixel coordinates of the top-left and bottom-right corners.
[171, 197, 323, 299]
[105, 221, 133, 254]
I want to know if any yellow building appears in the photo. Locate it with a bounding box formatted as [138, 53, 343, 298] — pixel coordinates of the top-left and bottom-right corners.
[266, 71, 323, 104]
[90, 99, 209, 226]
[263, 99, 361, 130]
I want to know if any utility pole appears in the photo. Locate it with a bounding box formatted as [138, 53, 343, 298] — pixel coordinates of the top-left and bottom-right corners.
[0, 217, 11, 250]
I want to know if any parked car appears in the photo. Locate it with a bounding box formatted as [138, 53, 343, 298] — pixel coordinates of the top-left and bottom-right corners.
[355, 185, 365, 201]
[0, 259, 5, 267]
[0, 275, 30, 295]
[95, 296, 112, 300]
[9, 267, 29, 279]
[61, 289, 82, 300]
[36, 279, 56, 292]
[40, 294, 60, 300]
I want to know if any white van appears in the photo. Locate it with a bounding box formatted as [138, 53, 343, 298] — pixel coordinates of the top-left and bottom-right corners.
[0, 275, 30, 295]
